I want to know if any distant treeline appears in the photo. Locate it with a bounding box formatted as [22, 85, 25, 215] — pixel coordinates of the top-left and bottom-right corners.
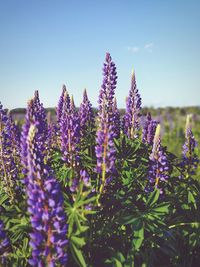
[10, 106, 200, 117]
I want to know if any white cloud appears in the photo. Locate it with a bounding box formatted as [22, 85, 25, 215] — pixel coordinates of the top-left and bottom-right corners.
[127, 43, 154, 53]
[127, 46, 140, 53]
[144, 42, 154, 53]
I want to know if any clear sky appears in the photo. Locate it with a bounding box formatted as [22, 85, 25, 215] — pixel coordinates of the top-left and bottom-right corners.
[0, 0, 200, 109]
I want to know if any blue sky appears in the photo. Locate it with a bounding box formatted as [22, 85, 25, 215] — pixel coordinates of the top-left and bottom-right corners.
[0, 0, 200, 109]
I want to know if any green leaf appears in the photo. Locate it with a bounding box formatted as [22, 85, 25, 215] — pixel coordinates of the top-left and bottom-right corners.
[188, 191, 197, 209]
[70, 243, 87, 267]
[146, 188, 160, 207]
[151, 203, 170, 215]
[114, 259, 123, 267]
[132, 224, 144, 250]
[71, 236, 86, 248]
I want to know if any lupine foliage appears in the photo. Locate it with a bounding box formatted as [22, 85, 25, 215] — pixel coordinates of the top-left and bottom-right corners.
[0, 53, 200, 267]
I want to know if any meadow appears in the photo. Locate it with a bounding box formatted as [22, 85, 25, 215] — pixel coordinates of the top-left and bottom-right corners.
[0, 53, 200, 267]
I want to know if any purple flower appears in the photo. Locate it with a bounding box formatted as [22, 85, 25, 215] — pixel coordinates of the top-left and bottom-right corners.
[59, 93, 80, 168]
[112, 98, 121, 139]
[23, 122, 68, 266]
[21, 92, 48, 184]
[95, 53, 117, 194]
[148, 125, 169, 192]
[79, 89, 95, 138]
[0, 220, 11, 264]
[98, 52, 117, 119]
[123, 71, 142, 138]
[56, 85, 67, 124]
[142, 112, 158, 145]
[181, 115, 199, 176]
[0, 103, 19, 202]
[80, 169, 91, 187]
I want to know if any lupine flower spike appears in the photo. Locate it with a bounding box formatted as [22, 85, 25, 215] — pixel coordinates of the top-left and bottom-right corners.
[60, 94, 80, 168]
[112, 97, 121, 139]
[142, 112, 158, 145]
[181, 114, 199, 177]
[21, 92, 48, 184]
[79, 89, 95, 139]
[95, 53, 117, 196]
[123, 70, 142, 138]
[148, 124, 169, 192]
[56, 85, 67, 124]
[0, 103, 19, 202]
[24, 123, 68, 266]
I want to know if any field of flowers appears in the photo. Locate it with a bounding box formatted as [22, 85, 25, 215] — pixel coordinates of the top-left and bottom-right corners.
[0, 53, 200, 267]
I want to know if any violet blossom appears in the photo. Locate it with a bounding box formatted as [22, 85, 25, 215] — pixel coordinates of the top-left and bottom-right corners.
[123, 71, 142, 138]
[79, 89, 95, 138]
[23, 122, 68, 266]
[148, 124, 169, 192]
[142, 112, 158, 145]
[95, 53, 117, 194]
[181, 115, 199, 176]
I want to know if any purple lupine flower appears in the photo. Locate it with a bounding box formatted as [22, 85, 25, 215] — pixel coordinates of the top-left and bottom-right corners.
[181, 115, 199, 176]
[0, 220, 11, 264]
[142, 112, 158, 145]
[7, 114, 21, 156]
[80, 169, 91, 187]
[56, 85, 67, 124]
[45, 112, 59, 163]
[148, 124, 169, 192]
[23, 123, 68, 266]
[33, 90, 48, 141]
[123, 71, 142, 138]
[79, 89, 95, 138]
[95, 53, 117, 194]
[21, 92, 48, 183]
[98, 52, 117, 118]
[0, 103, 19, 202]
[112, 97, 121, 139]
[70, 169, 92, 193]
[59, 94, 80, 168]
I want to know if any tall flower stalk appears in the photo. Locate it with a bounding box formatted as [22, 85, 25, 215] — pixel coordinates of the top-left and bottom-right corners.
[22, 121, 68, 266]
[95, 53, 117, 196]
[123, 70, 142, 138]
[112, 97, 120, 139]
[148, 124, 169, 192]
[59, 92, 80, 169]
[79, 89, 95, 139]
[0, 103, 19, 202]
[56, 85, 67, 125]
[142, 112, 158, 145]
[21, 92, 48, 184]
[181, 114, 199, 177]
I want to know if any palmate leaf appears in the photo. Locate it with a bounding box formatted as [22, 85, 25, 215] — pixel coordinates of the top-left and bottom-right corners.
[146, 188, 160, 207]
[115, 135, 149, 167]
